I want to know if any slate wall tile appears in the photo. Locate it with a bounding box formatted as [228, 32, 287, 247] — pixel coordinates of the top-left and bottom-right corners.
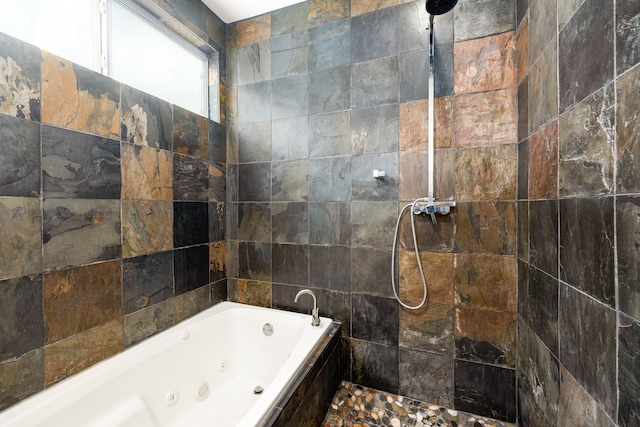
[0, 32, 41, 121]
[0, 198, 42, 280]
[0, 114, 40, 197]
[120, 85, 172, 150]
[122, 251, 174, 315]
[42, 126, 121, 200]
[454, 360, 516, 422]
[559, 197, 615, 307]
[559, 285, 617, 418]
[558, 0, 614, 112]
[0, 275, 44, 361]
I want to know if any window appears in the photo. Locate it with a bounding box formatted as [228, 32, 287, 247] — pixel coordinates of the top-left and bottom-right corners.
[0, 0, 99, 71]
[0, 0, 213, 119]
[111, 1, 208, 116]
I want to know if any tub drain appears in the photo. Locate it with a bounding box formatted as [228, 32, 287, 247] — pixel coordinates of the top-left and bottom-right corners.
[253, 385, 264, 395]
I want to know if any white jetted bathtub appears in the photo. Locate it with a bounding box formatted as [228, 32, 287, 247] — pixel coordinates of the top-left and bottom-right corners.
[0, 301, 334, 427]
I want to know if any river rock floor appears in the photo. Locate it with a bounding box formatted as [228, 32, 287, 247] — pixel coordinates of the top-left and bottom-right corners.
[323, 381, 516, 427]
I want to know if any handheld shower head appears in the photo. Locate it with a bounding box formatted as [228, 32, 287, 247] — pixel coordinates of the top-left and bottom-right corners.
[425, 0, 458, 15]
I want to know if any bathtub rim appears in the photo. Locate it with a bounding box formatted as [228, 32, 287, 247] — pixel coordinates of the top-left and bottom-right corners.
[0, 301, 334, 427]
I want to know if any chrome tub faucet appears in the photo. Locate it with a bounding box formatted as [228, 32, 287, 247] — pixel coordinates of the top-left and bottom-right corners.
[294, 289, 320, 326]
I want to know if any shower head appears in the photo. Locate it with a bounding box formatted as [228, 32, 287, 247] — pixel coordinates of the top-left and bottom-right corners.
[425, 0, 458, 15]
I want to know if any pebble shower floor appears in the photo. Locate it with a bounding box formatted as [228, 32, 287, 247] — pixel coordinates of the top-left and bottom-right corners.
[323, 382, 516, 427]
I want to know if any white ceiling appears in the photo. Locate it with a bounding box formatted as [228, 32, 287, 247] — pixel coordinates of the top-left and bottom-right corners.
[202, 0, 306, 23]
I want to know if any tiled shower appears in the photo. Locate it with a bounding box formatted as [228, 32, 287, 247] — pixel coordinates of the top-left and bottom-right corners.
[0, 0, 638, 426]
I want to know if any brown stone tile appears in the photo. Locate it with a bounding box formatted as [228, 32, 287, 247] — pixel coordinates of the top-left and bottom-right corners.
[0, 349, 44, 411]
[399, 250, 454, 305]
[399, 302, 454, 354]
[41, 52, 120, 139]
[351, 0, 398, 17]
[529, 119, 558, 199]
[237, 14, 271, 47]
[517, 14, 529, 85]
[528, 41, 557, 134]
[123, 300, 175, 347]
[209, 162, 226, 202]
[559, 366, 617, 427]
[227, 23, 239, 49]
[44, 320, 123, 387]
[42, 199, 121, 269]
[122, 200, 173, 258]
[0, 197, 42, 280]
[455, 307, 516, 367]
[210, 241, 227, 282]
[44, 261, 122, 344]
[454, 254, 517, 312]
[309, 0, 351, 26]
[454, 88, 517, 148]
[174, 285, 211, 323]
[617, 63, 640, 193]
[173, 106, 209, 160]
[121, 143, 173, 201]
[455, 145, 517, 200]
[399, 97, 453, 151]
[227, 86, 238, 126]
[455, 201, 516, 255]
[233, 279, 272, 308]
[454, 32, 516, 95]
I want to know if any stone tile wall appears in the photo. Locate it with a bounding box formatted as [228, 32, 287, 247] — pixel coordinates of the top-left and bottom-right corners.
[0, 0, 227, 411]
[517, 0, 640, 425]
[227, 0, 518, 422]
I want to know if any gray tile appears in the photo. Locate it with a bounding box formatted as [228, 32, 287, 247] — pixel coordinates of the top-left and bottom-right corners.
[272, 159, 309, 202]
[399, 348, 453, 407]
[238, 81, 271, 124]
[271, 74, 309, 120]
[559, 84, 615, 197]
[559, 285, 617, 418]
[237, 41, 271, 85]
[350, 7, 398, 63]
[351, 57, 399, 109]
[309, 19, 351, 71]
[272, 202, 309, 244]
[617, 0, 640, 75]
[310, 65, 351, 114]
[272, 116, 309, 161]
[309, 202, 351, 245]
[238, 202, 271, 242]
[42, 126, 121, 199]
[122, 252, 173, 315]
[238, 162, 271, 202]
[351, 105, 399, 155]
[309, 111, 351, 158]
[271, 31, 309, 78]
[309, 245, 351, 291]
[238, 121, 272, 163]
[559, 197, 615, 307]
[454, 0, 515, 42]
[272, 243, 309, 286]
[309, 156, 351, 201]
[617, 196, 640, 321]
[619, 313, 640, 426]
[351, 153, 399, 201]
[0, 114, 40, 197]
[0, 275, 44, 361]
[559, 0, 614, 111]
[271, 2, 309, 36]
[351, 294, 398, 346]
[351, 201, 397, 248]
